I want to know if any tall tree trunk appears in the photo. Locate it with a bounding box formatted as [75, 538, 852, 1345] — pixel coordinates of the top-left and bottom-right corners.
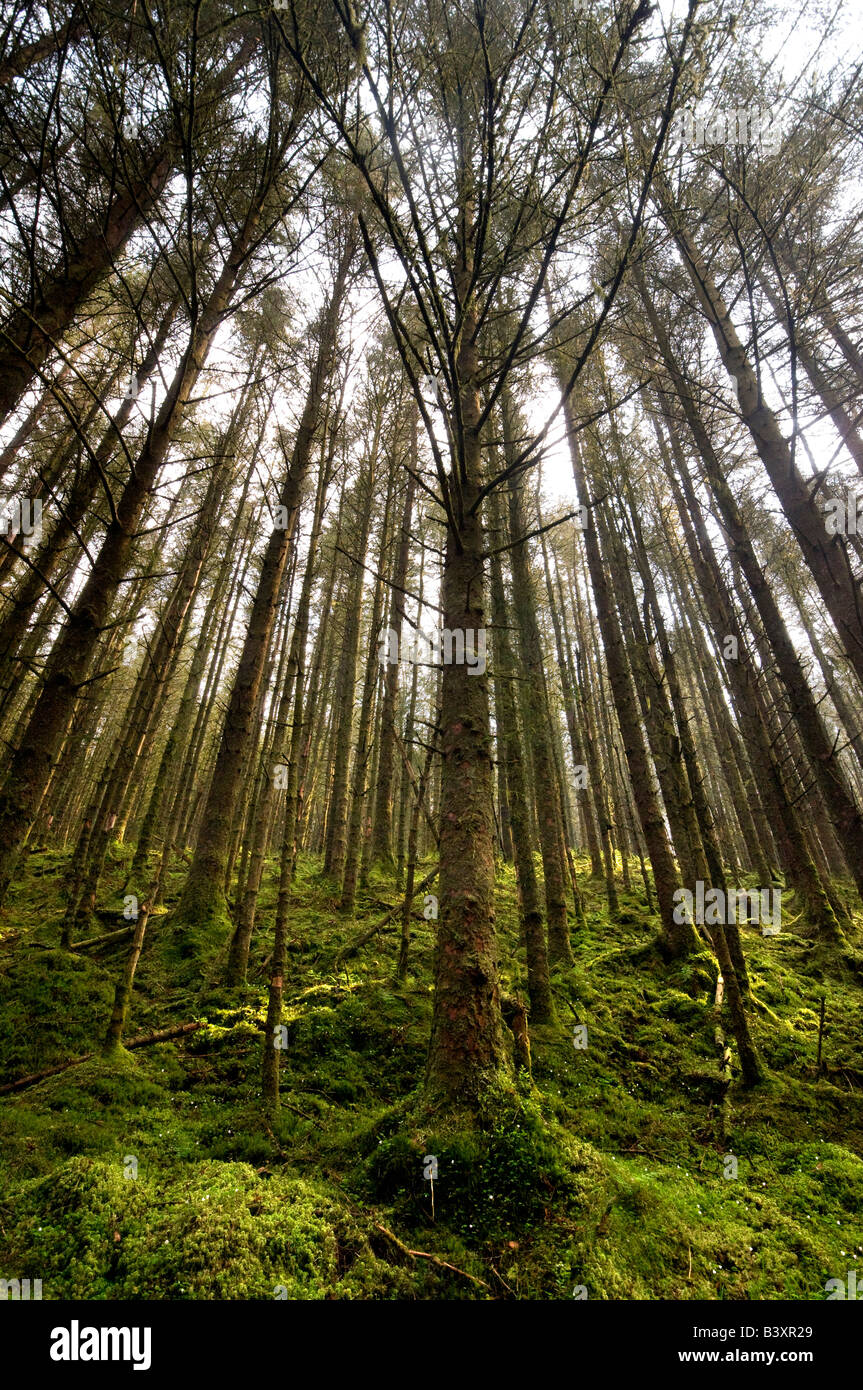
[324, 447, 378, 879]
[554, 373, 698, 960]
[537, 523, 604, 882]
[489, 532, 554, 1022]
[0, 210, 259, 907]
[0, 146, 174, 427]
[342, 466, 395, 911]
[425, 248, 508, 1102]
[371, 423, 417, 867]
[665, 220, 863, 690]
[503, 407, 573, 965]
[176, 226, 357, 936]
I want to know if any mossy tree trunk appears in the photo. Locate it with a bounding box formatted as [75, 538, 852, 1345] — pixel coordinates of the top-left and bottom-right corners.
[425, 267, 508, 1103]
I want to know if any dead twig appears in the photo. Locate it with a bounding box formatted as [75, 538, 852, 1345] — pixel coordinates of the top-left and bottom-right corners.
[373, 1221, 492, 1291]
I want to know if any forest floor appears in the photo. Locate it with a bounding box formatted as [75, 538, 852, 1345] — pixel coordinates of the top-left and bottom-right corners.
[1, 848, 862, 1300]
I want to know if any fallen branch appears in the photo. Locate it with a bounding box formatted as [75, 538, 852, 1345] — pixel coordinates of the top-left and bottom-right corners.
[0, 1020, 204, 1094]
[279, 1098, 324, 1128]
[69, 925, 134, 951]
[489, 1263, 517, 1297]
[338, 864, 439, 960]
[125, 1021, 203, 1050]
[373, 1222, 491, 1291]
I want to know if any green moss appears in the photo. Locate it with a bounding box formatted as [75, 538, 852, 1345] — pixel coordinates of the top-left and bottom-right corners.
[364, 1088, 607, 1245]
[0, 949, 115, 1075]
[2, 1155, 416, 1299]
[0, 849, 861, 1299]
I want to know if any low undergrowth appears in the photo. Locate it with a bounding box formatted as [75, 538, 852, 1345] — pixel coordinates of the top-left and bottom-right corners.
[1, 849, 861, 1299]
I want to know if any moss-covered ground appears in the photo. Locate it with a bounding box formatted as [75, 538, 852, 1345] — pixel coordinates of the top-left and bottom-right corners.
[1, 847, 861, 1299]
